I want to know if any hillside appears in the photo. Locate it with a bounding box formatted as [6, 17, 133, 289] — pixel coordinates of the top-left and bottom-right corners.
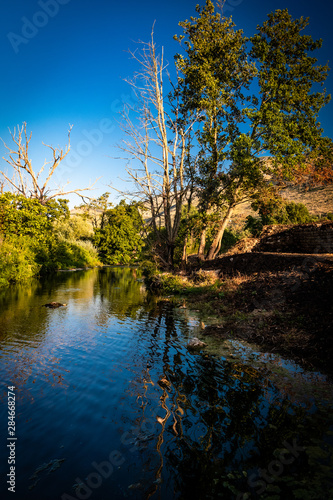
[230, 183, 333, 231]
[69, 181, 333, 237]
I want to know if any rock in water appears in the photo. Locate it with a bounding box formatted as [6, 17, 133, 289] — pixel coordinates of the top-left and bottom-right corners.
[43, 302, 67, 308]
[187, 337, 207, 349]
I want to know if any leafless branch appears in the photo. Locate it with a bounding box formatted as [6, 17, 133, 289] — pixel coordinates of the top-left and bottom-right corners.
[0, 123, 99, 203]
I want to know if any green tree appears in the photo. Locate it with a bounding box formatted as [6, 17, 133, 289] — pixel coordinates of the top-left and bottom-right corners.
[75, 192, 112, 230]
[249, 10, 331, 177]
[175, 0, 255, 259]
[0, 192, 69, 243]
[0, 193, 84, 284]
[93, 200, 144, 264]
[246, 190, 315, 233]
[0, 234, 40, 287]
[0, 192, 103, 283]
[176, 2, 332, 260]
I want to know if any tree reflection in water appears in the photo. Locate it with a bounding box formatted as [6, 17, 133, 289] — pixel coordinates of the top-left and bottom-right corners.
[127, 301, 333, 499]
[0, 267, 332, 499]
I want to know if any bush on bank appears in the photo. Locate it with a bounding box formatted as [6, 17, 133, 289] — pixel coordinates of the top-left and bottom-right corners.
[0, 235, 40, 288]
[35, 238, 102, 273]
[0, 193, 102, 287]
[245, 197, 316, 236]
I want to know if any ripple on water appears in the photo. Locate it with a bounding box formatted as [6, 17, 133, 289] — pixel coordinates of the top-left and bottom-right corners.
[0, 267, 332, 500]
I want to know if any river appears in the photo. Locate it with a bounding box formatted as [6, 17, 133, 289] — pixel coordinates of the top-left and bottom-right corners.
[0, 267, 332, 499]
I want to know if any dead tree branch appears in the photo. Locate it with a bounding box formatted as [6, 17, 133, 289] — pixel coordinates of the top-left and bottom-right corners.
[113, 30, 200, 265]
[1, 122, 99, 203]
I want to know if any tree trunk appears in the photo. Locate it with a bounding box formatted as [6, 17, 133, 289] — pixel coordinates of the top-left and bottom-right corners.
[166, 242, 175, 268]
[198, 227, 207, 261]
[206, 206, 234, 260]
[180, 234, 188, 271]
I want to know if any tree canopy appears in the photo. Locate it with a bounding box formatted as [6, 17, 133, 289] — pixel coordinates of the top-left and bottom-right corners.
[0, 192, 69, 244]
[1, 2, 332, 277]
[93, 200, 144, 264]
[173, 1, 332, 259]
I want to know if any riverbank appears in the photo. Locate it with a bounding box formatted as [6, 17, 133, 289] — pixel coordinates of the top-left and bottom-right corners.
[2, 265, 332, 499]
[149, 252, 333, 376]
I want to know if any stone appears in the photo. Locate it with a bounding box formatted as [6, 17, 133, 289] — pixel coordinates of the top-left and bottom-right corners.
[43, 302, 67, 308]
[187, 337, 207, 349]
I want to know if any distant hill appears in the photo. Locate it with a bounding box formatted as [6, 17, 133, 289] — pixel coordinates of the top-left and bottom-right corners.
[70, 180, 333, 233]
[230, 183, 333, 231]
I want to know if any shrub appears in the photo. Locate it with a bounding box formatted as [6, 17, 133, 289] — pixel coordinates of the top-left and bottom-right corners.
[244, 215, 264, 237]
[191, 269, 217, 284]
[0, 235, 40, 287]
[142, 269, 185, 294]
[72, 240, 101, 267]
[220, 228, 245, 253]
[0, 194, 102, 284]
[93, 201, 144, 265]
[249, 195, 315, 235]
[284, 201, 314, 224]
[0, 193, 69, 243]
[35, 238, 102, 272]
[158, 274, 185, 294]
[53, 216, 94, 241]
[140, 260, 159, 279]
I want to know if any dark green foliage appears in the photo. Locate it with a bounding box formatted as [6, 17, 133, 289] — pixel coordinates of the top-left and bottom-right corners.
[0, 193, 101, 286]
[244, 215, 264, 237]
[141, 226, 170, 266]
[175, 2, 332, 259]
[77, 196, 144, 265]
[93, 200, 144, 265]
[140, 260, 158, 280]
[173, 209, 201, 265]
[284, 201, 315, 224]
[219, 228, 242, 253]
[0, 235, 40, 287]
[175, 0, 255, 211]
[0, 193, 69, 243]
[35, 238, 101, 273]
[249, 9, 331, 177]
[253, 196, 315, 225]
[173, 206, 245, 261]
[173, 207, 222, 264]
[246, 196, 315, 236]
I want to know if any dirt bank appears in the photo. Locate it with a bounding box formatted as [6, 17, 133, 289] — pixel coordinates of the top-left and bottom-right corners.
[184, 252, 333, 376]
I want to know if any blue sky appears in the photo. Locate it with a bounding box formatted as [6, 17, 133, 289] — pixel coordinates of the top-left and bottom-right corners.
[0, 0, 332, 207]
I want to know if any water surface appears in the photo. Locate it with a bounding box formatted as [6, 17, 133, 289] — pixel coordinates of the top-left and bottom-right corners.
[0, 267, 332, 499]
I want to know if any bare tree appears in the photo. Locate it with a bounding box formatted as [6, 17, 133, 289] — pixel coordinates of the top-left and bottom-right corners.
[0, 122, 98, 204]
[117, 31, 199, 266]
